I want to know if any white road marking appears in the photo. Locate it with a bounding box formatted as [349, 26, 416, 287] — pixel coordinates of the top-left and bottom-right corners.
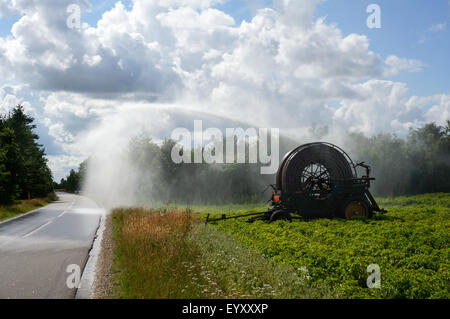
[22, 201, 75, 237]
[0, 198, 76, 245]
[22, 220, 53, 238]
[57, 210, 68, 218]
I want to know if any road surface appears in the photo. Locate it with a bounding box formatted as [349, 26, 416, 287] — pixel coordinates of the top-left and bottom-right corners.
[0, 192, 103, 299]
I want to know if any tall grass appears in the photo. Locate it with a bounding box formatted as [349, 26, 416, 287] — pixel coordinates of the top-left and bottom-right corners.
[111, 208, 208, 298]
[110, 207, 325, 299]
[0, 192, 58, 222]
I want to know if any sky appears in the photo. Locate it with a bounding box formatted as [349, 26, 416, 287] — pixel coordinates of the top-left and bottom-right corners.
[0, 0, 449, 181]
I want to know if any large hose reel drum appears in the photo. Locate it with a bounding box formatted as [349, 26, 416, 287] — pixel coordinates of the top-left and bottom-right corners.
[275, 142, 358, 217]
[277, 142, 355, 194]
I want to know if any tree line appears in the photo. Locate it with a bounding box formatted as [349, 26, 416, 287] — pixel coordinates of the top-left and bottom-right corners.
[347, 121, 450, 196]
[0, 106, 54, 205]
[62, 121, 449, 204]
[55, 161, 87, 193]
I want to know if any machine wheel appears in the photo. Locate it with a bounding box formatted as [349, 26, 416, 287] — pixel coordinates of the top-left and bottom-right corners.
[341, 197, 372, 219]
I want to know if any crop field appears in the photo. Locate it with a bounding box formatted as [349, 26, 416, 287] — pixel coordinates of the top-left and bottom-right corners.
[110, 193, 449, 299]
[197, 193, 450, 298]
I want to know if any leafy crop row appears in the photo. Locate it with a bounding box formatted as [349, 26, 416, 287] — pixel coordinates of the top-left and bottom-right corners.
[203, 193, 449, 298]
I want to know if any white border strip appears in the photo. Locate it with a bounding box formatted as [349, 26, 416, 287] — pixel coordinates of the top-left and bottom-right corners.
[0, 205, 47, 226]
[75, 209, 107, 299]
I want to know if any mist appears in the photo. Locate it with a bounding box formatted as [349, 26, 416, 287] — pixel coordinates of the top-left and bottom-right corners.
[78, 103, 449, 209]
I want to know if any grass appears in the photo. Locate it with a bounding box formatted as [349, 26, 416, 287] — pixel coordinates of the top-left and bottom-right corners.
[193, 224, 331, 298]
[0, 192, 58, 222]
[111, 208, 204, 298]
[110, 207, 327, 299]
[108, 193, 449, 299]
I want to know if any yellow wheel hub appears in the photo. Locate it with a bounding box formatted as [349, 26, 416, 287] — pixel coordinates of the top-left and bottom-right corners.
[345, 201, 369, 219]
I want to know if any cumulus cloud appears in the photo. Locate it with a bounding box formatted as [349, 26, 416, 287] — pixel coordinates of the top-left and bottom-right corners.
[0, 0, 180, 95]
[46, 154, 86, 183]
[383, 55, 425, 77]
[0, 1, 20, 18]
[421, 95, 450, 126]
[0, 0, 447, 181]
[333, 80, 450, 136]
[0, 85, 31, 113]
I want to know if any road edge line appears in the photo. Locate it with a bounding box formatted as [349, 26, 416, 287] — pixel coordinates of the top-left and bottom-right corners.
[0, 194, 66, 226]
[0, 205, 48, 226]
[75, 209, 107, 299]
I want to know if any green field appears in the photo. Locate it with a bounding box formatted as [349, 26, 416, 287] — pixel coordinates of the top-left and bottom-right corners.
[110, 193, 449, 299]
[195, 193, 450, 298]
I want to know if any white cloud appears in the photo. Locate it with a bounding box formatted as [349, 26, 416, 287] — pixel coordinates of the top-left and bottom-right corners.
[0, 0, 448, 182]
[82, 54, 102, 67]
[333, 81, 450, 136]
[422, 95, 450, 126]
[429, 22, 447, 32]
[46, 154, 86, 182]
[383, 55, 425, 77]
[0, 1, 19, 18]
[43, 119, 75, 144]
[0, 85, 32, 113]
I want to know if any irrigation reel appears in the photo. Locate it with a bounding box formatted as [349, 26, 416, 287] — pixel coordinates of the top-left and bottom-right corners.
[205, 142, 387, 223]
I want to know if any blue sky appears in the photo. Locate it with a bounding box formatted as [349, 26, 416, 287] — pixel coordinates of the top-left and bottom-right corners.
[1, 0, 448, 97]
[315, 0, 450, 97]
[80, 0, 449, 96]
[0, 0, 449, 180]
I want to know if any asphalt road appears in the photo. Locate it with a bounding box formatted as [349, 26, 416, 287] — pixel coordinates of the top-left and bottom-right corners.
[0, 192, 103, 299]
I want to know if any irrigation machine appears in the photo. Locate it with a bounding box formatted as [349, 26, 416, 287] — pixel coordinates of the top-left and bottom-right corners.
[205, 142, 387, 223]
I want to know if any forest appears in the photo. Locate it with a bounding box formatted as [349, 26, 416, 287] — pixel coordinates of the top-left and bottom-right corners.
[0, 106, 54, 205]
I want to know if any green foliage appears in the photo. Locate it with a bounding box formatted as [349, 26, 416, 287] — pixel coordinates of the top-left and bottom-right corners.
[0, 127, 20, 204]
[194, 224, 331, 298]
[56, 160, 88, 192]
[346, 122, 450, 196]
[0, 193, 58, 222]
[124, 135, 272, 205]
[200, 193, 450, 299]
[0, 105, 53, 204]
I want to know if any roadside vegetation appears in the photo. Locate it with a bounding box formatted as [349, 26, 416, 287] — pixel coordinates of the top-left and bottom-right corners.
[108, 193, 449, 299]
[109, 208, 328, 299]
[0, 192, 58, 222]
